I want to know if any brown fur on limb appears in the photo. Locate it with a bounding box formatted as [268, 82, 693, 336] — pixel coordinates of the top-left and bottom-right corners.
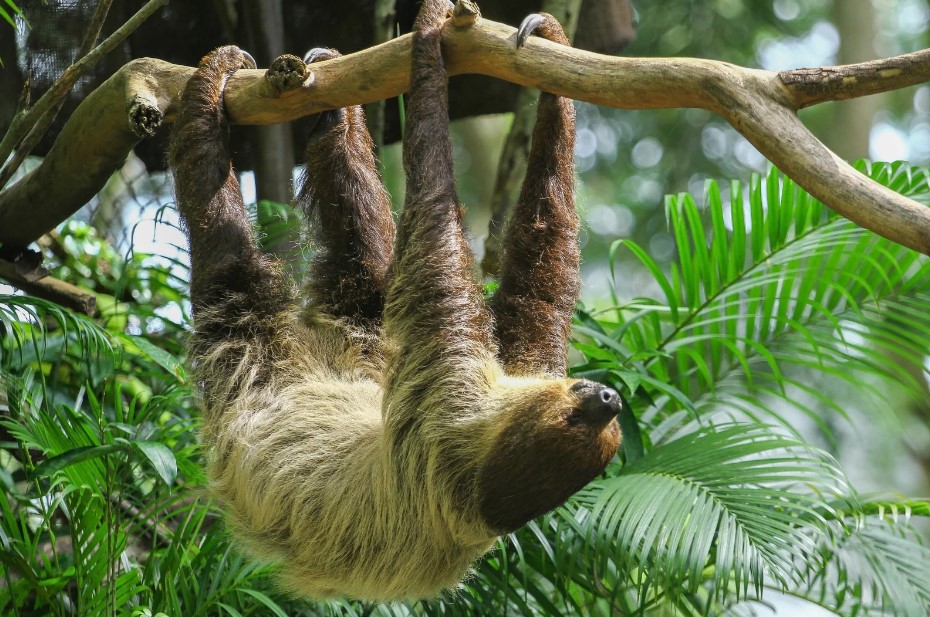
[169, 0, 620, 601]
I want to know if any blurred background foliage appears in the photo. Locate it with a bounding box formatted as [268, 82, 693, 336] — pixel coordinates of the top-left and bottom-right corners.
[3, 0, 930, 615]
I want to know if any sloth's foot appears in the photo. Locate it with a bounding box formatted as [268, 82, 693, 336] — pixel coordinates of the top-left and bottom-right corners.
[451, 0, 479, 27]
[266, 53, 308, 92]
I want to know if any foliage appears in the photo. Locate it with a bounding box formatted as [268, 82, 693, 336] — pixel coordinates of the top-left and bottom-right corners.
[2, 163, 930, 616]
[0, 0, 24, 30]
[577, 1, 930, 279]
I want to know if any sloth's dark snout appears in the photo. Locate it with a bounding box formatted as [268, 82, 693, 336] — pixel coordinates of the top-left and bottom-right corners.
[572, 382, 621, 425]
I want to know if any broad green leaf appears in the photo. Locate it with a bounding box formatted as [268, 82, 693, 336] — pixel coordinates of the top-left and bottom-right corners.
[579, 425, 844, 604]
[126, 334, 187, 382]
[134, 441, 178, 486]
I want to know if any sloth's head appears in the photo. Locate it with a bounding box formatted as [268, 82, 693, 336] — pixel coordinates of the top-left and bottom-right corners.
[477, 378, 622, 534]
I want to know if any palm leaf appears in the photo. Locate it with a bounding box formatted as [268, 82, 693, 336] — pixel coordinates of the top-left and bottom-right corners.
[583, 162, 930, 439]
[0, 294, 117, 368]
[566, 161, 930, 615]
[785, 517, 930, 617]
[574, 424, 846, 607]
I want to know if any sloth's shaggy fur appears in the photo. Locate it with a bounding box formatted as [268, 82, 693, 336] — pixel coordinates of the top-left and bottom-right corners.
[169, 0, 621, 602]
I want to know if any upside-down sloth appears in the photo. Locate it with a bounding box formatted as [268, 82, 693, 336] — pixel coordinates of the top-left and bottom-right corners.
[169, 0, 621, 602]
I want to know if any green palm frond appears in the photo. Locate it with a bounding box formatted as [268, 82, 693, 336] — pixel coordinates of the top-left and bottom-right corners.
[140, 501, 289, 617]
[577, 162, 930, 438]
[793, 518, 930, 616]
[727, 515, 930, 617]
[565, 161, 930, 615]
[69, 488, 147, 616]
[1, 294, 117, 367]
[574, 424, 847, 608]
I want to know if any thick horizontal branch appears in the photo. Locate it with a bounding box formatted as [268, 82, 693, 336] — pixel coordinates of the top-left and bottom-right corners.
[2, 15, 930, 257]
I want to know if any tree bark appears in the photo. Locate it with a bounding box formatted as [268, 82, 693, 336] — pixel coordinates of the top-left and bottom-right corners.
[0, 255, 97, 315]
[365, 0, 399, 151]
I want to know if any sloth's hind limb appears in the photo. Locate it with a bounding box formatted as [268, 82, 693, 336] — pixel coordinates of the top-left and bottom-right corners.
[297, 48, 395, 338]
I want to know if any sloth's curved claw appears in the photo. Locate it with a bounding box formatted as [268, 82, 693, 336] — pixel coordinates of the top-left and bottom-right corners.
[304, 47, 341, 64]
[240, 50, 257, 69]
[302, 48, 346, 138]
[517, 13, 547, 48]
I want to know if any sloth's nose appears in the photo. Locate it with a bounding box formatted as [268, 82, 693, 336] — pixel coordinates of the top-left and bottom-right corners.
[575, 383, 621, 424]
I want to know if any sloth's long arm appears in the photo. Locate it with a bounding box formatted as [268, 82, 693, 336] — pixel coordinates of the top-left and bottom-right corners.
[169, 47, 260, 301]
[491, 13, 579, 378]
[383, 0, 496, 422]
[169, 47, 296, 409]
[298, 48, 395, 334]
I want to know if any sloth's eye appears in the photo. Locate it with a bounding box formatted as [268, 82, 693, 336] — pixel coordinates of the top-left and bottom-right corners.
[566, 409, 584, 426]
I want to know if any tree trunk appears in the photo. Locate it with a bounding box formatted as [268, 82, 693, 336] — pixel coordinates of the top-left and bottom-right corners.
[242, 0, 294, 205]
[826, 0, 882, 161]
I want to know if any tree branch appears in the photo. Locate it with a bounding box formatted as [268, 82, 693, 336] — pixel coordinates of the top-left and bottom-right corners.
[0, 0, 115, 188]
[364, 0, 398, 151]
[0, 256, 97, 315]
[2, 15, 930, 257]
[779, 48, 930, 108]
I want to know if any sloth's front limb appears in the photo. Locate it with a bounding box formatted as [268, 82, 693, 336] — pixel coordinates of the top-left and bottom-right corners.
[383, 0, 496, 423]
[297, 49, 395, 335]
[491, 13, 580, 377]
[169, 46, 297, 408]
[170, 46, 265, 301]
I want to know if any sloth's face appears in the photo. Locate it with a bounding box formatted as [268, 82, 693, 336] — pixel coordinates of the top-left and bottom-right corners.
[476, 379, 622, 534]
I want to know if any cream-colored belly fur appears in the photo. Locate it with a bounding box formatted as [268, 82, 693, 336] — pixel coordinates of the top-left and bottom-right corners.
[200, 320, 497, 600]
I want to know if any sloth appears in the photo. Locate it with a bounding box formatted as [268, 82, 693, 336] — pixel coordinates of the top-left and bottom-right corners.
[168, 0, 621, 602]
